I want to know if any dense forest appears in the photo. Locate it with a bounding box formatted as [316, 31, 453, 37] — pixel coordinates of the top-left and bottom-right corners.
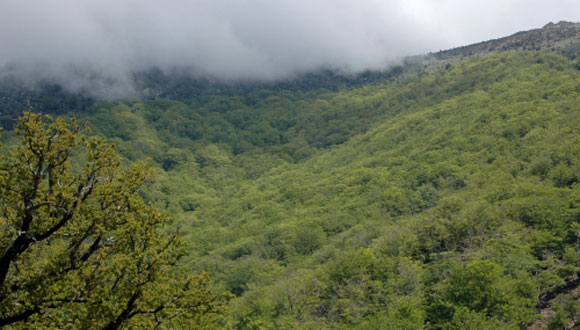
[2, 24, 580, 329]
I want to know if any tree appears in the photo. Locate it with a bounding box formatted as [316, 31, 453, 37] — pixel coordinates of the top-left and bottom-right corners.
[0, 113, 228, 329]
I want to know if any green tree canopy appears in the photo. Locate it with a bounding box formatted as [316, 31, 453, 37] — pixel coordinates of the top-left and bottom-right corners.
[0, 113, 228, 329]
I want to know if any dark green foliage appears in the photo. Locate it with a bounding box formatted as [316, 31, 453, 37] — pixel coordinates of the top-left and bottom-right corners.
[0, 80, 93, 129]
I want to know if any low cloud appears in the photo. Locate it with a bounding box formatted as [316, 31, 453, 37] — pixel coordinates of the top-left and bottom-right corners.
[0, 0, 579, 97]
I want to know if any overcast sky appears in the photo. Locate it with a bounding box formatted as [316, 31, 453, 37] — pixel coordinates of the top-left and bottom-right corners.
[0, 0, 579, 93]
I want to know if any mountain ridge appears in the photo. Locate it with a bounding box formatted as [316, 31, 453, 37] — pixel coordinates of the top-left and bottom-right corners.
[402, 21, 580, 76]
[435, 21, 580, 59]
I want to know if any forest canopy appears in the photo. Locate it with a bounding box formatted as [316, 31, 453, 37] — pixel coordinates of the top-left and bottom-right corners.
[2, 50, 580, 328]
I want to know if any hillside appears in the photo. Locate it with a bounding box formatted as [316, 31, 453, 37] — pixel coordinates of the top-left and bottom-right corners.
[38, 50, 577, 329]
[1, 24, 580, 329]
[179, 51, 580, 329]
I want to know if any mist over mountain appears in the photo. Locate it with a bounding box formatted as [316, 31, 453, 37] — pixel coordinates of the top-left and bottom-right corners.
[1, 0, 580, 98]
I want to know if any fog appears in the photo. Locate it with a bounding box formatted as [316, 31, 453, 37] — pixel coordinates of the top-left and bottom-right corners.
[1, 0, 579, 97]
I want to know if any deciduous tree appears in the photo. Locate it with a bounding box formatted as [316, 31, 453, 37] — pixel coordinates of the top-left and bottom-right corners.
[0, 113, 227, 329]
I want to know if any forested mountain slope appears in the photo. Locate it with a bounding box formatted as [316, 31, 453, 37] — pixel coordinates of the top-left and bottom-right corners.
[45, 51, 579, 329]
[1, 26, 580, 328]
[176, 51, 580, 329]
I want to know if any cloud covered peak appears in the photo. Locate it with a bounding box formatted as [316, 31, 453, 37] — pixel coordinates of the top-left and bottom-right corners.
[1, 0, 579, 97]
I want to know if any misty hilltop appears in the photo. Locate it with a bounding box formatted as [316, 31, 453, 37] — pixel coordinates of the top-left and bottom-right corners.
[436, 21, 580, 58]
[0, 20, 579, 117]
[0, 0, 579, 99]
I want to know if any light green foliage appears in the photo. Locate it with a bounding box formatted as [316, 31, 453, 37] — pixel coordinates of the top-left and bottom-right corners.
[5, 50, 580, 328]
[0, 113, 228, 329]
[433, 260, 535, 327]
